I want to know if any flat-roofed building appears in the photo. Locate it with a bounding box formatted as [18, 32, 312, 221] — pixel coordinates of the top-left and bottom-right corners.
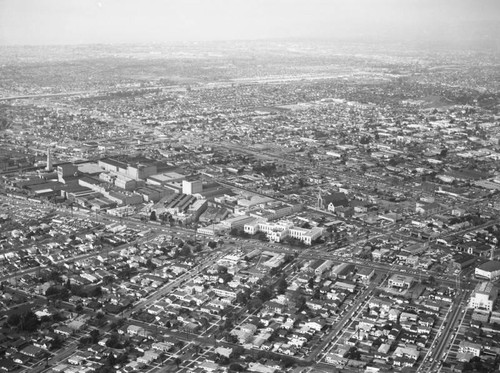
[459, 340, 482, 357]
[388, 274, 414, 289]
[475, 261, 500, 281]
[147, 172, 186, 186]
[469, 282, 498, 311]
[182, 180, 202, 195]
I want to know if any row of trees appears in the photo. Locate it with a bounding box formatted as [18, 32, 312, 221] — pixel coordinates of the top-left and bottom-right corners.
[45, 282, 103, 302]
[6, 310, 39, 332]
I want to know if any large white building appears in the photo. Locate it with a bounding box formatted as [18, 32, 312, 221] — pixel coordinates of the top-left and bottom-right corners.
[243, 219, 323, 245]
[182, 180, 203, 195]
[388, 274, 414, 289]
[475, 261, 500, 281]
[98, 159, 157, 180]
[469, 282, 498, 311]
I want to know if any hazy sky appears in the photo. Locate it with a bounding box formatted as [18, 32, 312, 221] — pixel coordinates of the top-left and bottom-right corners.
[1, 0, 499, 45]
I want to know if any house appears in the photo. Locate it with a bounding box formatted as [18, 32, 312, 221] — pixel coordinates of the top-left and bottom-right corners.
[357, 267, 375, 282]
[127, 325, 146, 336]
[393, 345, 419, 361]
[459, 341, 482, 357]
[137, 350, 159, 364]
[152, 342, 174, 352]
[458, 241, 492, 257]
[67, 320, 86, 331]
[248, 362, 278, 373]
[309, 259, 333, 276]
[400, 312, 418, 323]
[215, 346, 233, 358]
[324, 353, 348, 367]
[20, 345, 44, 358]
[54, 325, 73, 337]
[388, 308, 400, 322]
[306, 318, 326, 331]
[68, 355, 86, 365]
[199, 361, 219, 372]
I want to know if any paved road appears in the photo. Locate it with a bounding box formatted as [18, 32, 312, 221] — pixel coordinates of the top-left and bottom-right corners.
[315, 280, 380, 362]
[427, 289, 470, 372]
[123, 250, 225, 319]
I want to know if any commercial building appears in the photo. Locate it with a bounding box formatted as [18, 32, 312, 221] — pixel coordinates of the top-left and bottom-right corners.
[388, 274, 414, 289]
[98, 158, 157, 180]
[243, 219, 322, 245]
[182, 180, 203, 195]
[469, 282, 498, 311]
[475, 261, 500, 281]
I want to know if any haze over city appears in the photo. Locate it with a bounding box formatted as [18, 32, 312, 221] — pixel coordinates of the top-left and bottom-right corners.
[1, 0, 500, 45]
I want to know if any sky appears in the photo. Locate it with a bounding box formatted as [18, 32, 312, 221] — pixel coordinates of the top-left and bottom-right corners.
[0, 0, 499, 45]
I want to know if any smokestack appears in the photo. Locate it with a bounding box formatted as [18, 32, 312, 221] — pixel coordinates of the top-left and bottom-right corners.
[46, 148, 53, 172]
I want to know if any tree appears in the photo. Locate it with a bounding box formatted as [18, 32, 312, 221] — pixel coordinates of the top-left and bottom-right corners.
[90, 329, 100, 344]
[79, 335, 92, 346]
[248, 298, 263, 312]
[200, 317, 210, 330]
[428, 275, 437, 287]
[90, 286, 102, 298]
[280, 356, 296, 368]
[308, 277, 315, 290]
[20, 310, 39, 332]
[173, 357, 182, 369]
[104, 352, 115, 366]
[145, 259, 157, 271]
[95, 311, 105, 320]
[150, 211, 157, 221]
[48, 269, 63, 284]
[229, 363, 245, 372]
[218, 265, 228, 274]
[313, 287, 321, 300]
[208, 241, 217, 249]
[236, 288, 251, 305]
[46, 285, 70, 301]
[50, 334, 64, 350]
[295, 295, 307, 312]
[179, 245, 192, 257]
[7, 313, 20, 327]
[256, 232, 267, 241]
[257, 286, 273, 302]
[276, 276, 288, 294]
[230, 345, 245, 360]
[220, 272, 234, 284]
[221, 317, 234, 332]
[106, 333, 121, 349]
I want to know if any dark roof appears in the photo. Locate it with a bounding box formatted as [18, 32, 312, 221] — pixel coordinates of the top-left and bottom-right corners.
[101, 158, 127, 169]
[0, 358, 16, 370]
[79, 176, 102, 186]
[477, 261, 500, 272]
[452, 253, 476, 264]
[322, 192, 349, 207]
